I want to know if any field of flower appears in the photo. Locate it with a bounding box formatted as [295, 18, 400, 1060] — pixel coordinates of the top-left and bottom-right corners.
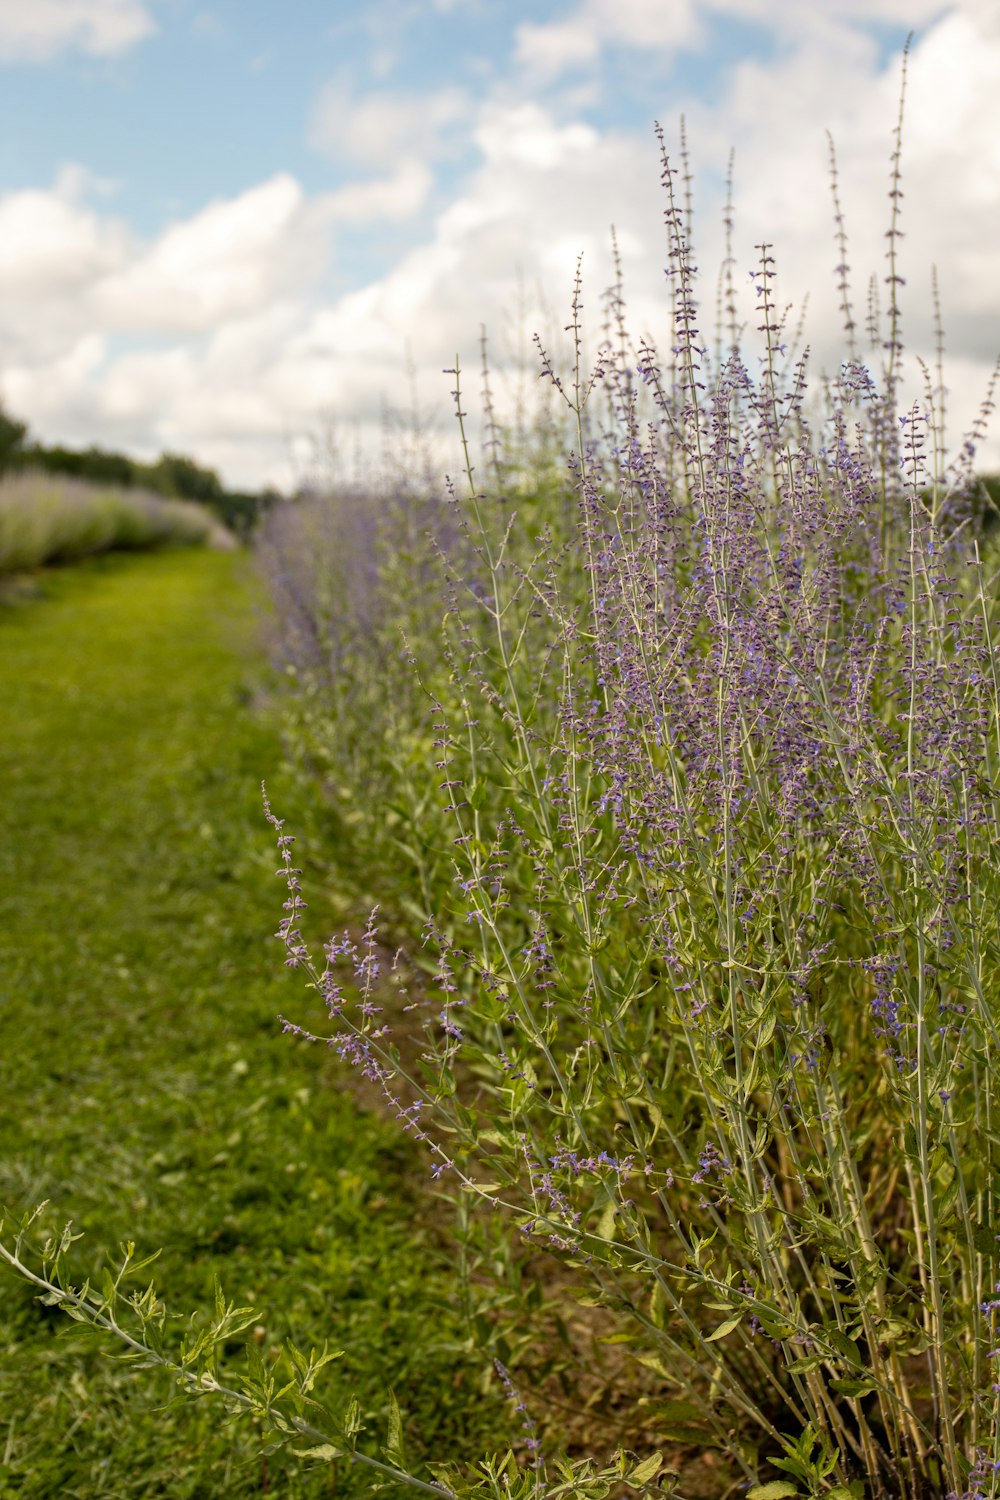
[3, 90, 1000, 1500]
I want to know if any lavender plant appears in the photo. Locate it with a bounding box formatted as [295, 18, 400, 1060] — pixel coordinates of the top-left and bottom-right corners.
[258, 360, 577, 931]
[263, 88, 1000, 1500]
[0, 1203, 670, 1499]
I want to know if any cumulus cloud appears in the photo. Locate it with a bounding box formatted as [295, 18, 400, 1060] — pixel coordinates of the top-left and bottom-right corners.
[326, 161, 432, 223]
[0, 162, 433, 481]
[93, 175, 332, 334]
[513, 0, 950, 85]
[515, 0, 703, 79]
[0, 167, 127, 294]
[0, 0, 155, 61]
[308, 77, 470, 171]
[3, 332, 108, 436]
[710, 0, 946, 26]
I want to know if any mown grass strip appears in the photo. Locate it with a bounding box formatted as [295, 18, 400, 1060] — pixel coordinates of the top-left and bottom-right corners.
[0, 549, 502, 1498]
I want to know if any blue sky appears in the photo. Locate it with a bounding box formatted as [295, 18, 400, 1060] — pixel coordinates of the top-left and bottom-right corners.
[0, 0, 993, 488]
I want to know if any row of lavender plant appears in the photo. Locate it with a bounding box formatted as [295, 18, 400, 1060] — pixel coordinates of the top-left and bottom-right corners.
[259, 85, 1000, 1500]
[257, 371, 576, 936]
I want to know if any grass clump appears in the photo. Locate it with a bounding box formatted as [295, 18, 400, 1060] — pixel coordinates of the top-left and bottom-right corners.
[0, 470, 225, 577]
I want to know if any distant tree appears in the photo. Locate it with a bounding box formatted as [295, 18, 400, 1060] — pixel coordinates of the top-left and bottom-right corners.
[148, 453, 224, 504]
[0, 405, 28, 473]
[77, 447, 136, 488]
[209, 487, 281, 539]
[23, 443, 136, 489]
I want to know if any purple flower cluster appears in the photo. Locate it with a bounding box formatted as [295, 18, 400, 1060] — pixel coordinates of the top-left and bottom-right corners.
[691, 1142, 731, 1185]
[494, 1359, 542, 1461]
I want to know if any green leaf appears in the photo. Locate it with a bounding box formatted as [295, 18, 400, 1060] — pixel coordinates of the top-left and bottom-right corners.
[384, 1390, 405, 1469]
[973, 1224, 998, 1257]
[627, 1452, 664, 1487]
[655, 1426, 713, 1447]
[705, 1314, 742, 1342]
[824, 1329, 862, 1365]
[596, 1191, 617, 1241]
[829, 1378, 878, 1399]
[747, 1483, 799, 1500]
[650, 1399, 708, 1424]
[126, 1247, 163, 1277]
[292, 1444, 342, 1462]
[343, 1396, 363, 1439]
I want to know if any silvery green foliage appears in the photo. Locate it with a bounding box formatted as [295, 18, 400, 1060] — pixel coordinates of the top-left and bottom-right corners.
[263, 102, 1000, 1500]
[1, 1205, 668, 1499]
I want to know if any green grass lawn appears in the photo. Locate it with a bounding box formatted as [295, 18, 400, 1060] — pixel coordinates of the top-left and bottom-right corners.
[0, 549, 504, 1497]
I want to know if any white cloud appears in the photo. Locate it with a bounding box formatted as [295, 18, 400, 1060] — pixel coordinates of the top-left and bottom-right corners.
[309, 78, 470, 171]
[4, 333, 108, 430]
[709, 0, 946, 25]
[0, 171, 331, 477]
[93, 176, 331, 334]
[473, 102, 600, 171]
[326, 161, 432, 223]
[0, 0, 155, 60]
[515, 0, 703, 78]
[0, 168, 126, 294]
[513, 0, 951, 83]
